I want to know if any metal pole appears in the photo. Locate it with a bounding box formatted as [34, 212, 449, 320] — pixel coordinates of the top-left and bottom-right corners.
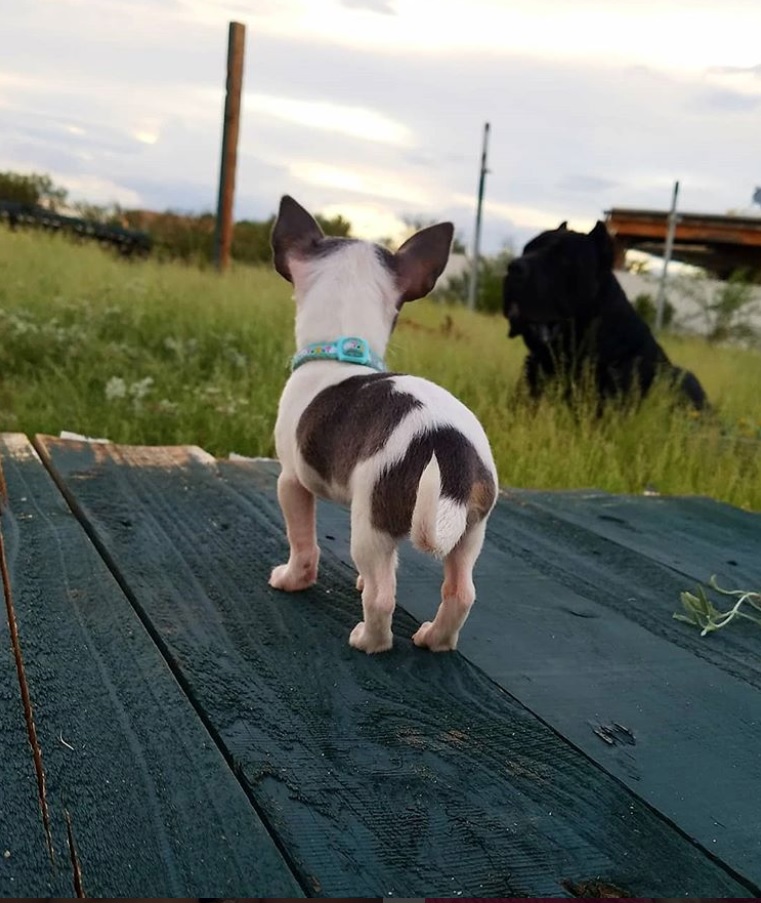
[655, 179, 679, 331]
[214, 21, 246, 272]
[467, 121, 490, 311]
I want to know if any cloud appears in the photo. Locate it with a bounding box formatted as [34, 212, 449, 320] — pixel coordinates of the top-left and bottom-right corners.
[708, 64, 761, 77]
[246, 94, 412, 146]
[2, 1, 761, 254]
[555, 174, 621, 193]
[690, 88, 761, 113]
[340, 0, 396, 13]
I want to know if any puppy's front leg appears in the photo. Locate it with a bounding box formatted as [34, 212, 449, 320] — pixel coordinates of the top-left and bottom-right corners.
[269, 472, 320, 592]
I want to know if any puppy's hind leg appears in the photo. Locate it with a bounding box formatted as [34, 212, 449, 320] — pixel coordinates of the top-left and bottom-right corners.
[349, 510, 398, 654]
[269, 471, 320, 592]
[413, 519, 486, 652]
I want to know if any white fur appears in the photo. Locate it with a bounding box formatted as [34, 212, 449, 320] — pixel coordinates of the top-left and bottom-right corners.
[410, 455, 469, 558]
[270, 239, 498, 654]
[289, 243, 396, 354]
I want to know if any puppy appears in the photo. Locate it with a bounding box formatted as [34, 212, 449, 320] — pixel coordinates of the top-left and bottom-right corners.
[269, 196, 498, 654]
[503, 221, 708, 410]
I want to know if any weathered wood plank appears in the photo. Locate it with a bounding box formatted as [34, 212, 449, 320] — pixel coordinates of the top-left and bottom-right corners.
[508, 489, 761, 588]
[38, 438, 756, 898]
[0, 435, 302, 898]
[0, 448, 67, 897]
[275, 470, 761, 890]
[493, 490, 761, 690]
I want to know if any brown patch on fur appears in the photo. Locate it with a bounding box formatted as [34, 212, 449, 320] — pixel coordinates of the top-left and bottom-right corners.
[371, 427, 494, 538]
[296, 373, 421, 488]
[467, 478, 497, 528]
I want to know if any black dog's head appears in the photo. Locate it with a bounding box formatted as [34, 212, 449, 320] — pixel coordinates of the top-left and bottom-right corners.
[503, 220, 614, 341]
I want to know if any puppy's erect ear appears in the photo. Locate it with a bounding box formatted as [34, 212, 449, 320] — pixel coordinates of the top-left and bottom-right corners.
[558, 221, 568, 231]
[589, 220, 614, 271]
[271, 195, 324, 283]
[394, 222, 454, 305]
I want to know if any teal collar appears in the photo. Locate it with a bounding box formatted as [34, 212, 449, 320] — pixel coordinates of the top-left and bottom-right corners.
[291, 336, 386, 372]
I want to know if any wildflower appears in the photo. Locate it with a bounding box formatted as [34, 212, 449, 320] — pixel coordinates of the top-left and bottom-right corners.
[105, 376, 127, 401]
[129, 377, 154, 401]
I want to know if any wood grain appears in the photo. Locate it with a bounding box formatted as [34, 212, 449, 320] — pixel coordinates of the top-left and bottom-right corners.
[0, 438, 67, 896]
[1, 435, 301, 897]
[274, 469, 761, 890]
[37, 438, 756, 897]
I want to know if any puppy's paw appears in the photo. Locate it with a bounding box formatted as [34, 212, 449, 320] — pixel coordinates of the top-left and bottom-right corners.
[269, 559, 318, 592]
[349, 621, 393, 654]
[412, 621, 458, 652]
[355, 574, 364, 592]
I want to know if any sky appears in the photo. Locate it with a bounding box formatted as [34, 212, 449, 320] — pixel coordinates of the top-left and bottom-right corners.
[1, 0, 760, 254]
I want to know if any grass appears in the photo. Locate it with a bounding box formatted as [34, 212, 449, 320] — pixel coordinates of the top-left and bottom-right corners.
[1, 228, 760, 510]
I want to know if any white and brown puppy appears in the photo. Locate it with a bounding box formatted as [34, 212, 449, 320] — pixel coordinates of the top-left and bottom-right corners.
[270, 195, 498, 654]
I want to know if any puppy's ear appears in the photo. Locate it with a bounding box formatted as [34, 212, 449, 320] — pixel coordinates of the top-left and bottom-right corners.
[589, 220, 614, 271]
[558, 221, 568, 230]
[394, 222, 454, 305]
[271, 195, 324, 283]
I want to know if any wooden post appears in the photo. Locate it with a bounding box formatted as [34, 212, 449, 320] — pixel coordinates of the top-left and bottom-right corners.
[214, 21, 246, 272]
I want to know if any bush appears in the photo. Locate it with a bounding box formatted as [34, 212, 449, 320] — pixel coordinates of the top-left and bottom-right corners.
[442, 249, 514, 314]
[633, 292, 674, 329]
[0, 170, 353, 266]
[676, 269, 761, 346]
[0, 171, 68, 210]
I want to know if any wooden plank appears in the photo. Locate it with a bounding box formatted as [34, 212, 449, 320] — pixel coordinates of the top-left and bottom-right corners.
[0, 435, 302, 898]
[0, 451, 67, 896]
[37, 438, 756, 898]
[221, 459, 761, 892]
[508, 489, 761, 589]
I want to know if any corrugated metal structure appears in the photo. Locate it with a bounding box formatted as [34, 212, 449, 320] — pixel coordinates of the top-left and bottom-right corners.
[605, 207, 761, 279]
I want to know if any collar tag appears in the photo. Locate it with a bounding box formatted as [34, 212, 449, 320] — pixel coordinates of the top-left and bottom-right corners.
[291, 336, 385, 372]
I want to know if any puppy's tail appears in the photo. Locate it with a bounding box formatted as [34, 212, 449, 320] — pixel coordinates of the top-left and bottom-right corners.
[410, 454, 468, 559]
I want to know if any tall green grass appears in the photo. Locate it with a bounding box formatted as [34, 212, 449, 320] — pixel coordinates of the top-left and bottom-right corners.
[1, 229, 760, 509]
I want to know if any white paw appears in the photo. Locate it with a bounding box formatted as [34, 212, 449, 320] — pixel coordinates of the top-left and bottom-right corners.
[355, 574, 364, 592]
[412, 621, 458, 652]
[269, 561, 317, 592]
[349, 621, 393, 654]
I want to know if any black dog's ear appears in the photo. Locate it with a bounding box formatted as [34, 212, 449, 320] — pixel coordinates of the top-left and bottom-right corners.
[394, 222, 454, 305]
[271, 195, 324, 283]
[558, 221, 568, 230]
[589, 220, 614, 271]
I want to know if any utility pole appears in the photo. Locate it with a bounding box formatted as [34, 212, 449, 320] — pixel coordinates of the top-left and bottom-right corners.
[214, 21, 246, 272]
[655, 179, 679, 331]
[467, 121, 490, 311]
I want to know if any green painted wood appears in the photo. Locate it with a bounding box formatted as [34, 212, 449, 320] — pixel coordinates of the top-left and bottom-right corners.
[261, 468, 761, 891]
[0, 435, 302, 898]
[0, 455, 67, 896]
[38, 438, 755, 898]
[508, 489, 761, 589]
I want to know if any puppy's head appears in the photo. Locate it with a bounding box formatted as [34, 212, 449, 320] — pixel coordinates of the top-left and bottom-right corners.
[503, 220, 614, 340]
[271, 196, 454, 347]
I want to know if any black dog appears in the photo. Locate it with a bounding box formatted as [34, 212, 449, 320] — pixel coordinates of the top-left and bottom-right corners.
[503, 221, 708, 410]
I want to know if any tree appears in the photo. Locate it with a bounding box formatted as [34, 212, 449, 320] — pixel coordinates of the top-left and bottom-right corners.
[400, 215, 467, 253]
[315, 213, 352, 237]
[440, 247, 514, 314]
[0, 171, 68, 210]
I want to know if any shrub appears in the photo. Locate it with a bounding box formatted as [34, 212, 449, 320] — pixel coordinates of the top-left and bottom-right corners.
[633, 292, 674, 329]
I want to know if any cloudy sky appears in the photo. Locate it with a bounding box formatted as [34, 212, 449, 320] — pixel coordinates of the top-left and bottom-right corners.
[2, 0, 760, 253]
